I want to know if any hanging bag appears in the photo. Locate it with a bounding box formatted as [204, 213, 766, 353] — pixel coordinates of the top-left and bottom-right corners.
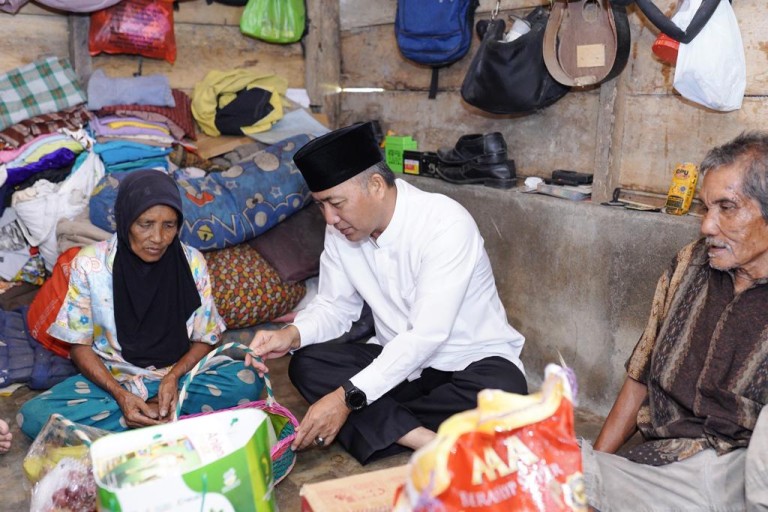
[542, 0, 631, 87]
[240, 0, 306, 44]
[461, 6, 570, 115]
[395, 0, 479, 99]
[672, 0, 745, 111]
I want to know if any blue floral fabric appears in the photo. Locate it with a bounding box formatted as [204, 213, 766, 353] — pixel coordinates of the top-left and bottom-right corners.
[88, 134, 312, 251]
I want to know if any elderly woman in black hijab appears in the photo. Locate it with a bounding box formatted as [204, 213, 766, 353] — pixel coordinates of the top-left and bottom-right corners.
[19, 170, 263, 438]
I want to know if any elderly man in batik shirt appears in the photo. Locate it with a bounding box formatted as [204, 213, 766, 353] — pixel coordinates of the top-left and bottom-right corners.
[582, 131, 768, 511]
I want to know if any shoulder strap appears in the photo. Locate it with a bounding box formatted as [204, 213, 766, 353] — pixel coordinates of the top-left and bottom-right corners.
[429, 68, 439, 99]
[634, 0, 720, 43]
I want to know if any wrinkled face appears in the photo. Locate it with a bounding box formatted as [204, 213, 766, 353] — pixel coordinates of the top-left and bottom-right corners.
[313, 176, 382, 242]
[700, 163, 768, 278]
[128, 204, 180, 262]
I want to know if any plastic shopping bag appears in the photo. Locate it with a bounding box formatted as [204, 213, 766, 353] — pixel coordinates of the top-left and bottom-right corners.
[24, 414, 109, 512]
[240, 0, 306, 44]
[394, 364, 586, 511]
[89, 0, 177, 64]
[673, 0, 745, 111]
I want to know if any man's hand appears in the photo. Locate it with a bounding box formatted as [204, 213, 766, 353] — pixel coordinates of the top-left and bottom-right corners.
[157, 373, 179, 421]
[115, 390, 163, 428]
[292, 387, 350, 451]
[245, 326, 301, 377]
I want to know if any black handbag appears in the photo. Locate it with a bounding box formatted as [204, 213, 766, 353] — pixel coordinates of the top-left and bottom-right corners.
[460, 6, 570, 115]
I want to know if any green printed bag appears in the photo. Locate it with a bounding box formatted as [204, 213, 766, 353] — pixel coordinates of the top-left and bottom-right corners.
[240, 0, 306, 44]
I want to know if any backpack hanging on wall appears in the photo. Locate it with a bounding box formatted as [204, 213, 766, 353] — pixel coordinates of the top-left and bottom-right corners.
[395, 0, 479, 99]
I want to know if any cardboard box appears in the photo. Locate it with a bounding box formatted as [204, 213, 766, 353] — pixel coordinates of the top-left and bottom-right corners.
[91, 408, 276, 512]
[385, 136, 418, 173]
[300, 464, 411, 512]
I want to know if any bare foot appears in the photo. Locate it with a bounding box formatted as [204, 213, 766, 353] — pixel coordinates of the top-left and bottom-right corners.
[0, 419, 12, 454]
[397, 426, 436, 451]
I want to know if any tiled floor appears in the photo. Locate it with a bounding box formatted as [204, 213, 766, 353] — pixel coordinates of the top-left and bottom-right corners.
[0, 335, 606, 511]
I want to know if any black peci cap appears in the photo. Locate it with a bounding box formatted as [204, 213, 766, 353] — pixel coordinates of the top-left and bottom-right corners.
[293, 122, 383, 192]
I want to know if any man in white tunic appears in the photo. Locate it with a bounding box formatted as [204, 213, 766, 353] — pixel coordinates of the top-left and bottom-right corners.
[247, 122, 526, 464]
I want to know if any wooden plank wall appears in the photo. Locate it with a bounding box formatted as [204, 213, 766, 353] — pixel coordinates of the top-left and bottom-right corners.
[338, 0, 767, 198]
[0, 1, 305, 94]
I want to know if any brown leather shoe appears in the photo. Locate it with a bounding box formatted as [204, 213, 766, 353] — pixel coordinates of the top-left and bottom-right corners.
[437, 132, 508, 166]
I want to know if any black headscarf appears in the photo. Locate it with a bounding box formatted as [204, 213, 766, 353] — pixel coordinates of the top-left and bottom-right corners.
[112, 170, 201, 369]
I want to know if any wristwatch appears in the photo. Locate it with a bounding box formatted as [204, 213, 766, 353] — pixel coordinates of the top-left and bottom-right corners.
[342, 380, 367, 411]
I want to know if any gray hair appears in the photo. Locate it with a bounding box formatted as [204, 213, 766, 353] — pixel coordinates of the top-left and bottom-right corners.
[356, 160, 396, 189]
[701, 131, 768, 221]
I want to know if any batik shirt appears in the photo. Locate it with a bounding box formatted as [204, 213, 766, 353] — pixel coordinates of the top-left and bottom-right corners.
[48, 235, 225, 388]
[625, 238, 768, 466]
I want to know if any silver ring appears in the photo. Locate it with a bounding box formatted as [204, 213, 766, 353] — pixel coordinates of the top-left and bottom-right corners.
[314, 436, 325, 447]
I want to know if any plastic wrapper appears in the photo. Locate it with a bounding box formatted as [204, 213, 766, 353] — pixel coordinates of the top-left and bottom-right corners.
[24, 414, 109, 512]
[394, 364, 586, 511]
[30, 457, 98, 512]
[672, 0, 745, 111]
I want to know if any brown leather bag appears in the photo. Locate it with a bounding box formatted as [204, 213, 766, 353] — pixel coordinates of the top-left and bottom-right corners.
[543, 0, 630, 87]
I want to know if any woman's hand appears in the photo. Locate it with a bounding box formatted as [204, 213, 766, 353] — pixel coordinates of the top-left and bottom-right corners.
[115, 390, 163, 428]
[157, 373, 179, 421]
[71, 344, 163, 428]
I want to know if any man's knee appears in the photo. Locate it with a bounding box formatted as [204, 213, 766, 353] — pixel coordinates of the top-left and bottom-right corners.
[462, 356, 527, 395]
[287, 344, 324, 385]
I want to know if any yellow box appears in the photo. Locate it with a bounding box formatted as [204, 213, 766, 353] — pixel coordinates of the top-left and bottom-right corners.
[665, 162, 699, 215]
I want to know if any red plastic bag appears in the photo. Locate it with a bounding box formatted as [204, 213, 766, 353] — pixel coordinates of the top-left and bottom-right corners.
[89, 0, 176, 64]
[394, 364, 586, 511]
[26, 247, 81, 358]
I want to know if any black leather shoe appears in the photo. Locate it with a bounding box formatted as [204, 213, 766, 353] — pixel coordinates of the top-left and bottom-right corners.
[437, 132, 508, 166]
[436, 160, 517, 189]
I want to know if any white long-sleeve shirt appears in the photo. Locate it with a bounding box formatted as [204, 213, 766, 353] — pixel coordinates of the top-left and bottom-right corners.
[293, 179, 525, 403]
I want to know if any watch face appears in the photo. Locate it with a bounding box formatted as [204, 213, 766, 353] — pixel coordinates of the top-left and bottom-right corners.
[347, 388, 367, 410]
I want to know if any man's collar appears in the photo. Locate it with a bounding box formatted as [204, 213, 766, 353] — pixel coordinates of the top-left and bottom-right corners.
[369, 179, 405, 248]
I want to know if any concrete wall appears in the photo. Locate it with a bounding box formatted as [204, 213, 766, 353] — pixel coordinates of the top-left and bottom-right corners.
[403, 175, 701, 414]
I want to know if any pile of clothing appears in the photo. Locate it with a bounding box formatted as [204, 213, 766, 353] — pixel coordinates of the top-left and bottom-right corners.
[0, 56, 325, 392]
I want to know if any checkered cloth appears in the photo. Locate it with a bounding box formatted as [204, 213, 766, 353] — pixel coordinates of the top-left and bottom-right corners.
[0, 57, 86, 131]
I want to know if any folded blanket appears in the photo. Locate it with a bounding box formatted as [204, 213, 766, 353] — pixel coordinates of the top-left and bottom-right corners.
[0, 57, 86, 131]
[0, 105, 91, 149]
[96, 89, 197, 140]
[87, 69, 175, 110]
[56, 208, 111, 255]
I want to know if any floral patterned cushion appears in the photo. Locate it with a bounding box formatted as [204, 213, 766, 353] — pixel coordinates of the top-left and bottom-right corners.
[204, 243, 305, 329]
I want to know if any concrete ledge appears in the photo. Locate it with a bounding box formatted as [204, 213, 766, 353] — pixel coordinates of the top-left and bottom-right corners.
[403, 176, 701, 415]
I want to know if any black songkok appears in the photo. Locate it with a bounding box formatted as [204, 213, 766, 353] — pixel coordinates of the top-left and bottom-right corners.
[293, 122, 383, 192]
